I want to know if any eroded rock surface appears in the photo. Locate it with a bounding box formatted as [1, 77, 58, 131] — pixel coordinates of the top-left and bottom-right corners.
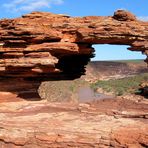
[0, 10, 148, 78]
[0, 97, 147, 147]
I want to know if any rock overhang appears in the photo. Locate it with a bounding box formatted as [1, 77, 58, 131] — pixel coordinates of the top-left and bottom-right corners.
[0, 10, 147, 79]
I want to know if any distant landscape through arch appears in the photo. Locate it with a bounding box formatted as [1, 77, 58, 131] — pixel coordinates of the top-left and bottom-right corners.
[92, 44, 146, 61]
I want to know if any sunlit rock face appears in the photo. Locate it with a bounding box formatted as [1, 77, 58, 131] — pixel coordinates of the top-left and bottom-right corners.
[0, 10, 147, 79]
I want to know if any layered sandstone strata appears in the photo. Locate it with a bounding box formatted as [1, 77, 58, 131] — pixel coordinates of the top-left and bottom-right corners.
[0, 98, 147, 147]
[0, 10, 147, 79]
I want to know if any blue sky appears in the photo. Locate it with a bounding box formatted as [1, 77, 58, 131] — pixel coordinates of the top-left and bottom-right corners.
[0, 0, 147, 61]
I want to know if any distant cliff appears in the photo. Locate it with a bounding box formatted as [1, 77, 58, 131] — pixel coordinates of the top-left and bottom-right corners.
[84, 60, 148, 82]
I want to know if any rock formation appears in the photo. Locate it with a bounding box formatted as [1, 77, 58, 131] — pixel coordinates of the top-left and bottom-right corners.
[0, 10, 148, 148]
[0, 10, 148, 79]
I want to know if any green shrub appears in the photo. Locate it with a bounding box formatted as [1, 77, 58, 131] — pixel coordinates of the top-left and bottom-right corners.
[91, 73, 148, 96]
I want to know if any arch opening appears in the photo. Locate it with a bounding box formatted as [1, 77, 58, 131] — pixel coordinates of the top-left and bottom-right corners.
[91, 44, 146, 61]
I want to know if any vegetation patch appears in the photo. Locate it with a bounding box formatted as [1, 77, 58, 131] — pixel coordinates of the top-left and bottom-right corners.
[91, 73, 148, 96]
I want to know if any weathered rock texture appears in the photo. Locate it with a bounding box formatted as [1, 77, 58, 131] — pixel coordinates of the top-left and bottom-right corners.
[0, 10, 148, 79]
[0, 97, 147, 148]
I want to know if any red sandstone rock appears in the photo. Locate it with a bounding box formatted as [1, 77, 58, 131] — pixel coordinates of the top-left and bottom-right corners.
[0, 10, 147, 78]
[0, 98, 147, 147]
[113, 9, 136, 21]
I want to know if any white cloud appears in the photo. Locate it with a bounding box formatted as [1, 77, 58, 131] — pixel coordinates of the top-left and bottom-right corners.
[137, 16, 148, 22]
[3, 0, 64, 12]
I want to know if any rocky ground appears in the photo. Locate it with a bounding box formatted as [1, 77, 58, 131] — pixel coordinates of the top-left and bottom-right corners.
[0, 93, 147, 148]
[0, 60, 148, 148]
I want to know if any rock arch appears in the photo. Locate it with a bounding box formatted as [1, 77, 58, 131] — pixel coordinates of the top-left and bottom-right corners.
[0, 10, 147, 79]
[0, 10, 147, 100]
